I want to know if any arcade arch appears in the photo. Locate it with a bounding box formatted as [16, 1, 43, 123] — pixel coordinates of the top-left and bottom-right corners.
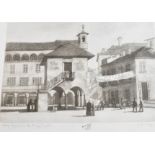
[71, 86, 86, 107]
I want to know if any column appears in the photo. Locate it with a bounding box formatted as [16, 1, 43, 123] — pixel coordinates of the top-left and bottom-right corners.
[75, 94, 78, 107]
[136, 81, 141, 104]
[14, 93, 18, 106]
[2, 93, 6, 106]
[26, 93, 29, 105]
[84, 94, 86, 106]
[53, 95, 55, 105]
[78, 91, 80, 106]
[65, 94, 67, 110]
[82, 94, 86, 107]
[80, 94, 82, 107]
[58, 93, 62, 109]
[38, 92, 48, 112]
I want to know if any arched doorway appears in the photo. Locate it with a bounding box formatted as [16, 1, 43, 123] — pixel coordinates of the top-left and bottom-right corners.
[52, 86, 66, 109]
[71, 86, 85, 107]
[66, 90, 75, 107]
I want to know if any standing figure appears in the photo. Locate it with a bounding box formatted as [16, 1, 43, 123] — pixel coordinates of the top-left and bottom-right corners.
[86, 100, 91, 116]
[132, 98, 137, 112]
[100, 100, 104, 110]
[34, 98, 38, 112]
[27, 99, 32, 112]
[139, 99, 144, 112]
[91, 102, 95, 116]
[113, 98, 116, 108]
[120, 98, 123, 109]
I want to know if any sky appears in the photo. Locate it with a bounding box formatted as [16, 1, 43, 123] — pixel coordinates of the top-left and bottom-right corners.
[6, 22, 155, 68]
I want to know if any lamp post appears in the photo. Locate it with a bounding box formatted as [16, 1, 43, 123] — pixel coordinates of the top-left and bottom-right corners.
[35, 82, 40, 112]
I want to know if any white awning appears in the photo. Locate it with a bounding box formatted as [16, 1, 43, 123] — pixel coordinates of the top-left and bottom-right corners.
[97, 71, 135, 82]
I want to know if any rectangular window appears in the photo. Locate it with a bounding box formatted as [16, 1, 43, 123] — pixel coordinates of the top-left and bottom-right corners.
[111, 68, 116, 75]
[10, 64, 15, 74]
[125, 64, 131, 72]
[36, 64, 40, 73]
[101, 59, 107, 65]
[102, 70, 105, 75]
[118, 66, 124, 73]
[23, 64, 28, 73]
[7, 77, 16, 86]
[107, 70, 110, 75]
[124, 89, 130, 100]
[139, 61, 146, 73]
[32, 77, 42, 86]
[20, 77, 29, 86]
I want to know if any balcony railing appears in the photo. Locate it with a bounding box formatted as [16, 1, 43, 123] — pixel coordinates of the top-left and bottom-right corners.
[97, 71, 135, 83]
[47, 71, 75, 90]
[64, 71, 75, 81]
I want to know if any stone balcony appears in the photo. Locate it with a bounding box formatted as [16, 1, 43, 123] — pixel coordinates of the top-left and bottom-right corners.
[97, 71, 135, 83]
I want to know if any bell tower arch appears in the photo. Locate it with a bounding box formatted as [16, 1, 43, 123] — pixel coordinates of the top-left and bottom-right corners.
[77, 25, 89, 50]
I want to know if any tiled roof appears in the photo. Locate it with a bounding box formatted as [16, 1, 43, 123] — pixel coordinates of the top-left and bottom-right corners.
[6, 40, 78, 51]
[101, 47, 155, 66]
[45, 43, 94, 59]
[103, 43, 147, 55]
[41, 43, 94, 65]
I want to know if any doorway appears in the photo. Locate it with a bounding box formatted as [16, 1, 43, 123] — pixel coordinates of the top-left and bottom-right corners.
[64, 62, 72, 72]
[141, 82, 148, 100]
[64, 62, 72, 79]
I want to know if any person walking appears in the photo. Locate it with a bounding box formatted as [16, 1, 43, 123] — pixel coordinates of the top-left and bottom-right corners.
[139, 98, 144, 112]
[132, 98, 137, 112]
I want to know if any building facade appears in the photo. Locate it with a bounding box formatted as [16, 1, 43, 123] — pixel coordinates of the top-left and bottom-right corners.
[1, 27, 94, 110]
[97, 38, 155, 106]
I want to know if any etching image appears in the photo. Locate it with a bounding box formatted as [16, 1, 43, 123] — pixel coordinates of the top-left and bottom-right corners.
[0, 22, 155, 131]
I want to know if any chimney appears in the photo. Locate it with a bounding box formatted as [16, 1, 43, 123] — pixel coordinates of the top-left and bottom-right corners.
[117, 36, 123, 46]
[145, 37, 155, 50]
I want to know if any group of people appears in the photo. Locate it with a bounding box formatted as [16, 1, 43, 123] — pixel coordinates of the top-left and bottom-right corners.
[85, 97, 144, 116]
[132, 98, 144, 112]
[27, 98, 38, 112]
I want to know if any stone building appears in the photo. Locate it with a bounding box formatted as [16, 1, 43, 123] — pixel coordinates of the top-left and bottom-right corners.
[1, 27, 94, 111]
[97, 37, 147, 74]
[97, 38, 155, 106]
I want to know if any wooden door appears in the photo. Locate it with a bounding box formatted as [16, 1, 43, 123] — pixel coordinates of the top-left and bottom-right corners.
[141, 82, 148, 100]
[64, 62, 72, 72]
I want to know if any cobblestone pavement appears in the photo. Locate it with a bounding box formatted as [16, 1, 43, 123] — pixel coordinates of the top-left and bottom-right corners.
[0, 108, 155, 131]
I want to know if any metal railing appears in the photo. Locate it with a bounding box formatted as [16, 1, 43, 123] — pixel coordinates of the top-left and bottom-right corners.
[47, 71, 75, 90]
